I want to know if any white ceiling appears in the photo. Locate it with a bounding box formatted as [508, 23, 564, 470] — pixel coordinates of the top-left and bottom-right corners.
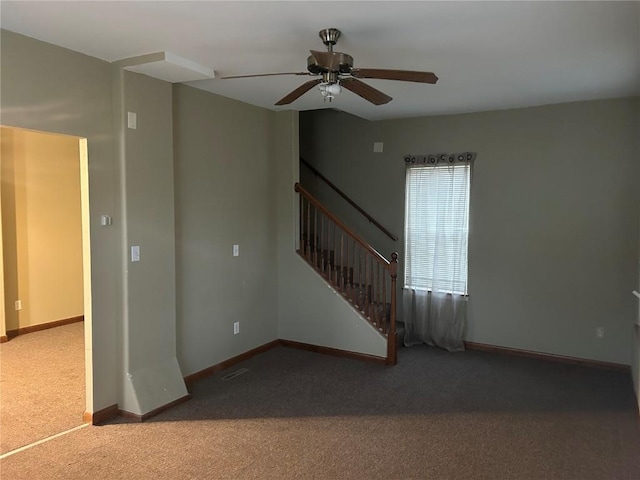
[2, 1, 639, 120]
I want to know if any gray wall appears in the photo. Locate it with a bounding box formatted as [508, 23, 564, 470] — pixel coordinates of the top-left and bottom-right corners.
[1, 30, 188, 416]
[117, 70, 187, 414]
[634, 94, 640, 407]
[1, 29, 120, 412]
[301, 98, 640, 365]
[172, 85, 280, 376]
[171, 87, 385, 372]
[635, 227, 640, 409]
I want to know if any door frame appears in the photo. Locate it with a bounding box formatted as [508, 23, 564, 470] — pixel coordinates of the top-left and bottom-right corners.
[0, 126, 93, 418]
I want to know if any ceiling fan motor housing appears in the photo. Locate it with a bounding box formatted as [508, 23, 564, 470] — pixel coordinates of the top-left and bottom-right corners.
[306, 52, 353, 75]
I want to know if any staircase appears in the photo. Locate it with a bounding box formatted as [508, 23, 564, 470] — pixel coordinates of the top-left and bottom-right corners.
[295, 183, 400, 365]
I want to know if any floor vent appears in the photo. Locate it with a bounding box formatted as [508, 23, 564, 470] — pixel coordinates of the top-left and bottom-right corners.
[221, 367, 249, 380]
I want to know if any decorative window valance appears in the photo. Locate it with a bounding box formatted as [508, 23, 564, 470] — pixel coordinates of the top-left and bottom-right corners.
[404, 152, 476, 167]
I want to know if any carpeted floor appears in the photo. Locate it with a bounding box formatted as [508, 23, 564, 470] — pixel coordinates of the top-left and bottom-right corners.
[1, 343, 639, 479]
[0, 322, 85, 454]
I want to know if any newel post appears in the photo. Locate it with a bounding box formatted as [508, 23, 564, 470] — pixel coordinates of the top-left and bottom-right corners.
[387, 252, 399, 366]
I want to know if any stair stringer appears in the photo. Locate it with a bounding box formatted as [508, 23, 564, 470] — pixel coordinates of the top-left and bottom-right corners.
[277, 254, 387, 358]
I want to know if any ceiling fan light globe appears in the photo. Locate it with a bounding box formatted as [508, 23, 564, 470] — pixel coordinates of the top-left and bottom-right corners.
[326, 84, 342, 95]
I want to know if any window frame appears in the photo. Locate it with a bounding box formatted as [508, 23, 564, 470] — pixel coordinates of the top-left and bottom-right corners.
[403, 162, 471, 295]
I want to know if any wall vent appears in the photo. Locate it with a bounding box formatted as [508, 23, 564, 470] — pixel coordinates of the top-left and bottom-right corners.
[221, 368, 249, 381]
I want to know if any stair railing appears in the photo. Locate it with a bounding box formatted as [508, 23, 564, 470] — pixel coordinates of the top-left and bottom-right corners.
[295, 183, 398, 366]
[300, 158, 398, 242]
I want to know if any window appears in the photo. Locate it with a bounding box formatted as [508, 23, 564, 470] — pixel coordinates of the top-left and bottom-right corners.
[404, 163, 470, 295]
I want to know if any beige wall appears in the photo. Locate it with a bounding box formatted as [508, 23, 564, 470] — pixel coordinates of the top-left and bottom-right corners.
[0, 128, 18, 332]
[0, 166, 5, 339]
[1, 127, 83, 330]
[301, 97, 640, 365]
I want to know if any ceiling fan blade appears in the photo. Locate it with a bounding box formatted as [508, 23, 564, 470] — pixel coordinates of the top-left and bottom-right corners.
[340, 78, 392, 106]
[275, 79, 323, 106]
[221, 72, 311, 79]
[351, 68, 438, 84]
[310, 50, 341, 71]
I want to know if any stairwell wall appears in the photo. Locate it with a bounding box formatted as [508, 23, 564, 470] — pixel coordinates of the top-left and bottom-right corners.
[275, 111, 387, 358]
[300, 98, 640, 365]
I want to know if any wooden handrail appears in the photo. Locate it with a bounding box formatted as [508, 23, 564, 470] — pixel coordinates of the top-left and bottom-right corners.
[295, 183, 389, 266]
[300, 158, 398, 242]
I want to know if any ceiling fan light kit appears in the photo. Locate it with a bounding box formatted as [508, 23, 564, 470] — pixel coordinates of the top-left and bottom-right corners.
[318, 83, 342, 102]
[222, 28, 438, 106]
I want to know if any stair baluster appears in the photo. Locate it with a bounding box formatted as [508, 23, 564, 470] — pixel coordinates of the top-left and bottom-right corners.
[295, 183, 398, 365]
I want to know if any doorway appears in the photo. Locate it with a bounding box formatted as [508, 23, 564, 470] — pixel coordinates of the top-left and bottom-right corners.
[0, 126, 93, 455]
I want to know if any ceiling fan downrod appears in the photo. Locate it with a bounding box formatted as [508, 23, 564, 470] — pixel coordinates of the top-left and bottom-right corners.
[319, 28, 341, 52]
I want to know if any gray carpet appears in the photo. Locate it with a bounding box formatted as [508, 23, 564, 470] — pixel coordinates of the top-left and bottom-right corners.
[0, 322, 85, 454]
[1, 344, 639, 479]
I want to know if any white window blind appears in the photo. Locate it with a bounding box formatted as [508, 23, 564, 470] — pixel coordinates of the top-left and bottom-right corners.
[404, 164, 470, 294]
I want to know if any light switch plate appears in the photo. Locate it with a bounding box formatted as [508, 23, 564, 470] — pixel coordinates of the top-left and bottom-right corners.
[131, 245, 140, 262]
[233, 244, 239, 257]
[127, 111, 137, 129]
[373, 142, 384, 153]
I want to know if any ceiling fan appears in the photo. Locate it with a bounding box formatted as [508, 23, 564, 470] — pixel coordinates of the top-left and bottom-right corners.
[221, 28, 438, 106]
